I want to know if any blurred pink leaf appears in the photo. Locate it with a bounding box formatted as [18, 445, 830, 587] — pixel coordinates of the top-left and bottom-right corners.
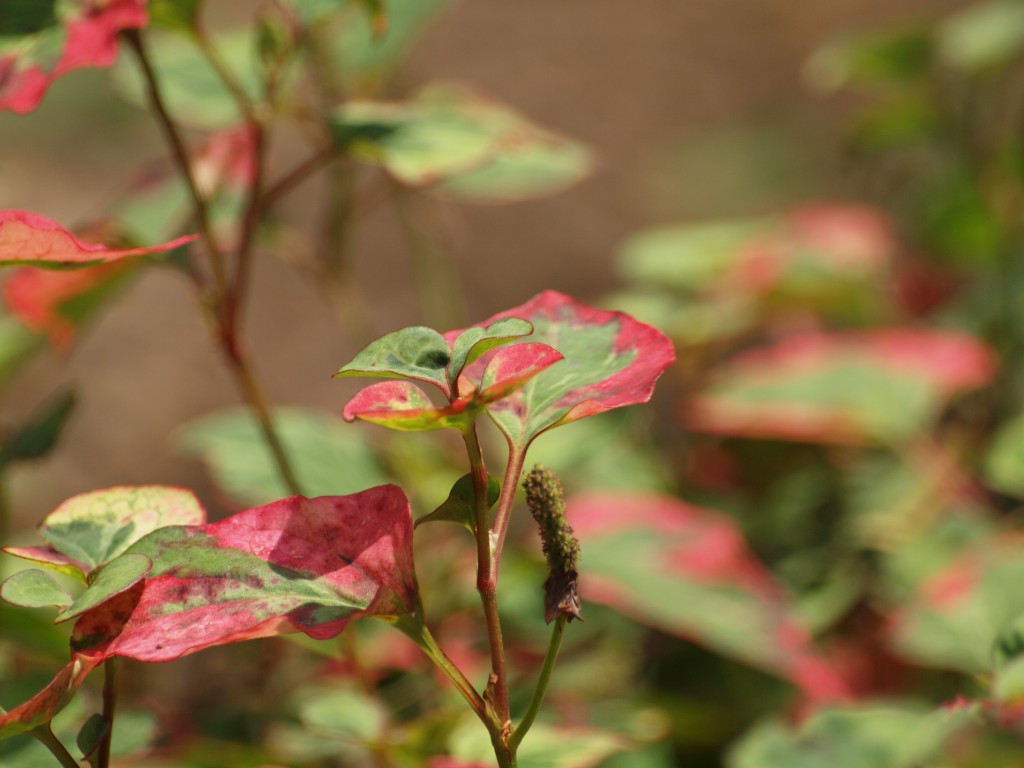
[685, 330, 995, 444]
[0, 210, 197, 269]
[70, 487, 418, 662]
[0, 0, 148, 114]
[567, 492, 850, 701]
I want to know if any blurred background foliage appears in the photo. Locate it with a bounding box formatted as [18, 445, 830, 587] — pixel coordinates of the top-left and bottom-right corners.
[8, 0, 1024, 766]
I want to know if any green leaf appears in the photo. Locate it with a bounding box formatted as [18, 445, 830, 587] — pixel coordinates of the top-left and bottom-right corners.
[938, 0, 1024, 71]
[0, 391, 74, 467]
[416, 472, 500, 530]
[0, 569, 72, 610]
[447, 317, 534, 383]
[983, 412, 1024, 498]
[76, 714, 110, 761]
[176, 407, 389, 507]
[330, 83, 591, 199]
[805, 28, 934, 92]
[38, 486, 206, 573]
[298, 687, 388, 742]
[727, 703, 980, 768]
[111, 29, 262, 129]
[149, 0, 203, 32]
[56, 554, 152, 623]
[334, 325, 453, 394]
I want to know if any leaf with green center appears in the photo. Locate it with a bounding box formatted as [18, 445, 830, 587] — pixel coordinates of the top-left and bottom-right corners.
[38, 486, 206, 573]
[176, 407, 388, 507]
[446, 317, 534, 383]
[0, 655, 100, 739]
[566, 492, 850, 701]
[0, 210, 198, 270]
[336, 326, 454, 397]
[0, 0, 147, 114]
[57, 553, 152, 623]
[416, 473, 500, 530]
[685, 330, 994, 445]
[70, 487, 417, 662]
[343, 343, 562, 432]
[0, 569, 72, 610]
[465, 291, 675, 451]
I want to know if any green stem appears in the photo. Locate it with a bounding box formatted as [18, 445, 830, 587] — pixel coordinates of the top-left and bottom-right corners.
[95, 660, 118, 768]
[400, 619, 490, 724]
[194, 27, 257, 124]
[509, 617, 566, 751]
[463, 427, 510, 727]
[30, 724, 80, 768]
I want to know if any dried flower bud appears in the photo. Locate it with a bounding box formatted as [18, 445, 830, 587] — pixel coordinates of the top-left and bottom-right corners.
[523, 465, 582, 623]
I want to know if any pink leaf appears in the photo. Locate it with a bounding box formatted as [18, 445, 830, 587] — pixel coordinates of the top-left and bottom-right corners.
[0, 655, 100, 738]
[567, 492, 850, 701]
[0, 210, 197, 269]
[0, 0, 148, 114]
[71, 487, 418, 662]
[685, 329, 995, 444]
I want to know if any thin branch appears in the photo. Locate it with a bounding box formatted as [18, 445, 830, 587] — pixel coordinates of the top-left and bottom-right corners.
[509, 617, 566, 751]
[96, 660, 118, 768]
[30, 724, 80, 768]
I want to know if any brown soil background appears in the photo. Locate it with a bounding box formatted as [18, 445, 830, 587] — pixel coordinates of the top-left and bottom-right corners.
[0, 0, 966, 528]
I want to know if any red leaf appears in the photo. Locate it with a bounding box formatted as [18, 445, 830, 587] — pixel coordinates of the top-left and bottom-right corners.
[71, 487, 418, 662]
[0, 655, 100, 738]
[0, 0, 148, 114]
[567, 492, 850, 701]
[0, 210, 197, 269]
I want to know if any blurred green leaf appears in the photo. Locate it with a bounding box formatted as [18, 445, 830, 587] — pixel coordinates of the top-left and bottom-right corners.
[806, 28, 933, 92]
[149, 0, 203, 32]
[177, 407, 389, 506]
[416, 472, 500, 530]
[449, 718, 626, 768]
[0, 391, 74, 467]
[298, 687, 388, 742]
[0, 569, 72, 610]
[984, 412, 1024, 498]
[938, 0, 1024, 71]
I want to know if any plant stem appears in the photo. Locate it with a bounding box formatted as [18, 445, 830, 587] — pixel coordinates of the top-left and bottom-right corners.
[462, 427, 510, 727]
[509, 617, 566, 751]
[491, 443, 528, 565]
[121, 30, 227, 298]
[96, 659, 118, 768]
[400, 619, 489, 724]
[30, 724, 80, 768]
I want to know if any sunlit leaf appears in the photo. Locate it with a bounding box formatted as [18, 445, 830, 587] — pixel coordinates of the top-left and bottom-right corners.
[0, 210, 197, 270]
[177, 407, 388, 507]
[38, 486, 206, 573]
[685, 330, 994, 445]
[567, 492, 849, 700]
[0, 569, 72, 610]
[0, 656, 100, 739]
[70, 487, 418, 662]
[0, 0, 148, 114]
[416, 472, 500, 530]
[469, 291, 675, 451]
[938, 0, 1024, 71]
[330, 83, 591, 200]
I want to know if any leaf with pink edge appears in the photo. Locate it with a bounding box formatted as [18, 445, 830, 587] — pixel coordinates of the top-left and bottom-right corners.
[446, 317, 534, 381]
[684, 330, 995, 445]
[1, 546, 87, 582]
[0, 0, 147, 114]
[70, 487, 418, 663]
[0, 655, 100, 739]
[37, 486, 206, 573]
[468, 291, 676, 450]
[566, 492, 850, 701]
[343, 343, 562, 432]
[0, 210, 198, 270]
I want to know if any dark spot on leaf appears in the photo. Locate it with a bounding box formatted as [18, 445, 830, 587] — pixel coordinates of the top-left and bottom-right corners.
[416, 348, 450, 370]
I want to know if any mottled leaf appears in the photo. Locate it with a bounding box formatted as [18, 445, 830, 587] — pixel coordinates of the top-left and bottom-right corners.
[330, 83, 591, 199]
[0, 569, 72, 610]
[567, 492, 849, 700]
[336, 325, 454, 396]
[468, 291, 675, 451]
[416, 473, 500, 530]
[39, 486, 206, 573]
[177, 407, 388, 507]
[0, 210, 197, 269]
[0, 656, 100, 739]
[71, 487, 417, 662]
[0, 0, 147, 114]
[446, 317, 534, 382]
[685, 330, 994, 445]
